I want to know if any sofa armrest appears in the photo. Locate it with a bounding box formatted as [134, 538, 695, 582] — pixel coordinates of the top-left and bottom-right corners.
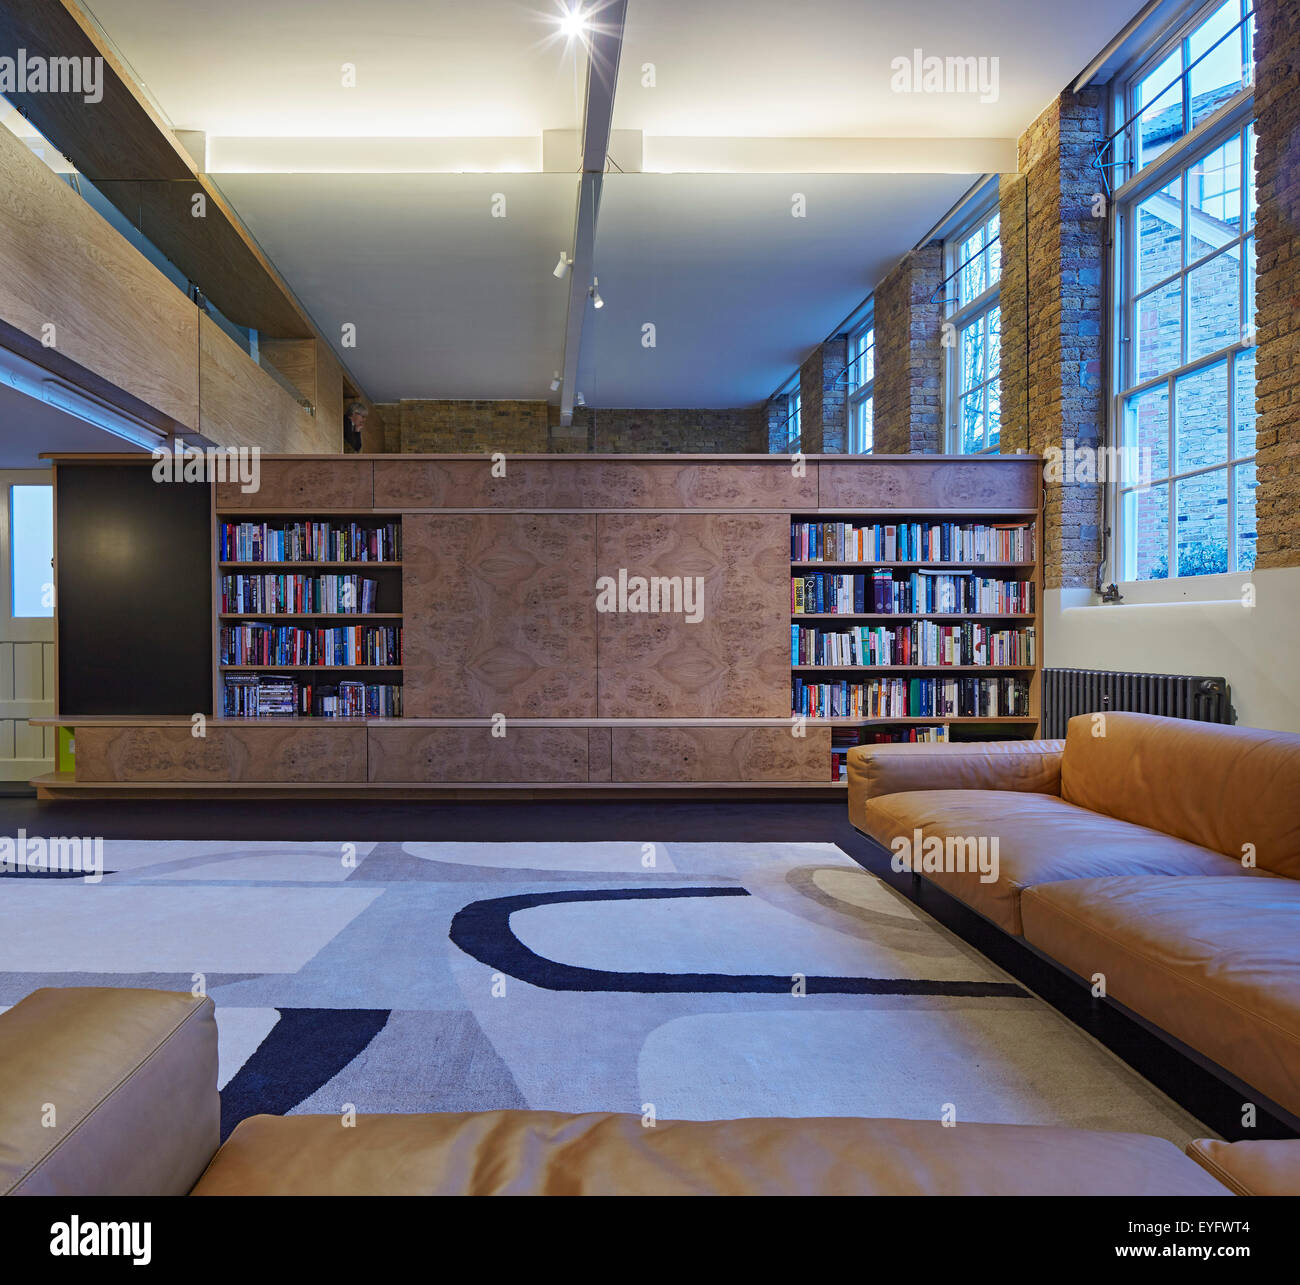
[1186, 1138, 1300, 1196]
[0, 987, 219, 1196]
[848, 739, 1065, 803]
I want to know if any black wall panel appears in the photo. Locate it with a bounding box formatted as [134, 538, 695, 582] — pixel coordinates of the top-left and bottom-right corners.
[57, 464, 212, 715]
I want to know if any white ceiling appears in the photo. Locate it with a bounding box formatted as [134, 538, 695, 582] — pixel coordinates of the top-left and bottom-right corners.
[613, 0, 1145, 138]
[578, 173, 973, 407]
[215, 174, 577, 402]
[79, 0, 1154, 408]
[84, 0, 588, 137]
[0, 382, 150, 468]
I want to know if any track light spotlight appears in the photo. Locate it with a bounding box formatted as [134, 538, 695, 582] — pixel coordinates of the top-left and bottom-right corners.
[590, 277, 604, 309]
[553, 252, 572, 279]
[550, 372, 562, 392]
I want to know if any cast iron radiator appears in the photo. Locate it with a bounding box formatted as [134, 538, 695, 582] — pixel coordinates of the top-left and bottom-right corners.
[1042, 668, 1234, 738]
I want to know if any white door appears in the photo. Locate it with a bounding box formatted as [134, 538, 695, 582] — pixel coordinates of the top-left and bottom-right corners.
[0, 470, 55, 780]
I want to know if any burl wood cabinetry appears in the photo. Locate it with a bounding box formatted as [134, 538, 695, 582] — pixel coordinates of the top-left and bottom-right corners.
[41, 453, 1042, 797]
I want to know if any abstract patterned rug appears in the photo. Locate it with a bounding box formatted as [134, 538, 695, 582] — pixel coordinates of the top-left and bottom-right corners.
[0, 840, 1210, 1143]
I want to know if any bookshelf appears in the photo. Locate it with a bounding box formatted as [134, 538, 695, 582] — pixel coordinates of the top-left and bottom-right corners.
[40, 453, 1044, 797]
[215, 514, 404, 719]
[789, 512, 1042, 785]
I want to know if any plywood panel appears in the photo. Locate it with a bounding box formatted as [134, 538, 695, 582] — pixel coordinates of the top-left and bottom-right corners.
[258, 338, 345, 447]
[0, 123, 199, 429]
[612, 726, 831, 783]
[315, 343, 346, 452]
[215, 458, 374, 510]
[368, 726, 588, 782]
[402, 514, 597, 717]
[199, 316, 333, 456]
[373, 458, 818, 510]
[95, 180, 312, 337]
[74, 725, 366, 782]
[596, 513, 790, 717]
[818, 458, 1041, 510]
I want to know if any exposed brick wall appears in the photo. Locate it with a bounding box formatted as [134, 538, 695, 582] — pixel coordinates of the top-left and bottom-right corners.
[370, 402, 400, 454]
[999, 90, 1106, 591]
[386, 400, 766, 453]
[399, 400, 549, 452]
[563, 406, 767, 452]
[799, 335, 848, 453]
[873, 243, 943, 455]
[767, 397, 793, 452]
[1254, 0, 1300, 570]
[798, 348, 824, 453]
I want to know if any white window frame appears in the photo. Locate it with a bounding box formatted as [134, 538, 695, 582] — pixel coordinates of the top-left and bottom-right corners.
[847, 317, 875, 454]
[1107, 0, 1257, 594]
[943, 202, 1002, 454]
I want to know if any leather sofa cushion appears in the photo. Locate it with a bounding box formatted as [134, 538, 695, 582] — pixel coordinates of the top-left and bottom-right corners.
[859, 789, 1255, 935]
[848, 739, 1063, 832]
[1186, 1139, 1300, 1196]
[1022, 876, 1300, 1120]
[0, 987, 219, 1197]
[1060, 713, 1300, 879]
[191, 1110, 1229, 1196]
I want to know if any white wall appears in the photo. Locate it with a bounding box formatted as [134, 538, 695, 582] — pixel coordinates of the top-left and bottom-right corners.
[1044, 566, 1300, 734]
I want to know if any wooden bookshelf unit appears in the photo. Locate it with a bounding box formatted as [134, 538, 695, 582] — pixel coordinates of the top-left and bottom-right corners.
[789, 509, 1042, 784]
[36, 453, 1043, 798]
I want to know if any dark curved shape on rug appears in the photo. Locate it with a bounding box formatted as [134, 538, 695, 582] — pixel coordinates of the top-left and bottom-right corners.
[219, 1007, 390, 1140]
[449, 887, 1029, 997]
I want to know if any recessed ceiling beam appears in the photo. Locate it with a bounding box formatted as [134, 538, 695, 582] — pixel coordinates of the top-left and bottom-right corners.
[557, 0, 627, 427]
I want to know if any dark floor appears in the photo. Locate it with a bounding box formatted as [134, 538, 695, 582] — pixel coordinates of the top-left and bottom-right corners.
[2, 791, 1293, 1141]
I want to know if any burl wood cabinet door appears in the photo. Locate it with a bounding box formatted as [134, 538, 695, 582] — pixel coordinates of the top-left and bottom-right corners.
[402, 514, 598, 717]
[595, 513, 790, 718]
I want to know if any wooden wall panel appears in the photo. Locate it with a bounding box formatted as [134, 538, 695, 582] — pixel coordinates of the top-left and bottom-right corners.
[215, 458, 373, 510]
[612, 726, 831, 783]
[74, 725, 366, 782]
[403, 514, 597, 717]
[818, 458, 1041, 509]
[373, 458, 818, 509]
[596, 514, 790, 717]
[0, 122, 199, 429]
[259, 338, 344, 448]
[587, 727, 613, 782]
[368, 726, 588, 782]
[198, 316, 335, 456]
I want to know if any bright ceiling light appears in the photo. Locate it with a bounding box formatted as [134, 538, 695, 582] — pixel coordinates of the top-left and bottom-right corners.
[557, 5, 589, 39]
[590, 277, 604, 309]
[553, 251, 572, 279]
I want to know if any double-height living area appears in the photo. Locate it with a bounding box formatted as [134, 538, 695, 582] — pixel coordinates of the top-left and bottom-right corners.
[0, 0, 1298, 1241]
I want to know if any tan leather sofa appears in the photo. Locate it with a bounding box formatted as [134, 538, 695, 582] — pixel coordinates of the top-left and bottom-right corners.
[1, 986, 1294, 1195]
[849, 712, 1300, 1125]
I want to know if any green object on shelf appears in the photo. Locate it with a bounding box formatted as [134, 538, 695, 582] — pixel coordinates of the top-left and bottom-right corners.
[57, 726, 75, 774]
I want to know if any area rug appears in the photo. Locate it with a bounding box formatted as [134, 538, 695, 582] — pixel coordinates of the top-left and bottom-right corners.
[0, 839, 1210, 1143]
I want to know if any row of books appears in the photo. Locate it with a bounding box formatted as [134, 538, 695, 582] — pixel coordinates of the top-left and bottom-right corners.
[793, 571, 1035, 616]
[829, 725, 950, 781]
[220, 622, 403, 667]
[792, 623, 1036, 668]
[223, 675, 402, 718]
[221, 574, 383, 615]
[792, 675, 1032, 720]
[792, 521, 1033, 564]
[219, 521, 401, 564]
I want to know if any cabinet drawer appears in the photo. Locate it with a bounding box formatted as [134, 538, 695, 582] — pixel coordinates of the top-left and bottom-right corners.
[74, 725, 367, 783]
